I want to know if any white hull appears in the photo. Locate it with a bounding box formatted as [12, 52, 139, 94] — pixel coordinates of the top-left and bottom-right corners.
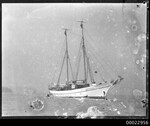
[49, 83, 112, 98]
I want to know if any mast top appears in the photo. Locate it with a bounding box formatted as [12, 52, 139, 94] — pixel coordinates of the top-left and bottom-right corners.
[62, 28, 71, 36]
[62, 28, 71, 31]
[77, 20, 86, 23]
[77, 20, 86, 29]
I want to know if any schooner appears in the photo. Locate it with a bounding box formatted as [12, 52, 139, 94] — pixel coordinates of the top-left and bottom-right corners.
[48, 21, 123, 98]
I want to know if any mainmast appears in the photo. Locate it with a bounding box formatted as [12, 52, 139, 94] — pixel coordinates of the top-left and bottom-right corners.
[57, 28, 70, 86]
[78, 21, 87, 84]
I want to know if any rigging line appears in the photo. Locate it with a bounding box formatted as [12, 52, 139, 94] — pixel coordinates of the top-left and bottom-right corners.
[70, 30, 82, 38]
[88, 50, 114, 80]
[84, 47, 94, 83]
[85, 48, 92, 83]
[84, 49, 89, 82]
[86, 43, 112, 74]
[90, 61, 106, 82]
[90, 50, 114, 79]
[86, 57, 93, 83]
[87, 56, 94, 83]
[85, 36, 117, 75]
[86, 49, 108, 81]
[85, 44, 104, 75]
[86, 42, 109, 82]
[87, 58, 91, 83]
[75, 45, 82, 80]
[89, 60, 94, 82]
[83, 46, 88, 81]
[92, 64, 105, 82]
[86, 57, 89, 83]
[85, 38, 117, 77]
[68, 57, 75, 81]
[75, 38, 83, 80]
[51, 39, 66, 82]
[57, 51, 67, 85]
[75, 39, 82, 67]
[55, 39, 66, 69]
[86, 52, 105, 82]
[85, 44, 113, 78]
[93, 59, 106, 82]
[84, 28, 119, 75]
[91, 45, 118, 77]
[88, 67, 92, 81]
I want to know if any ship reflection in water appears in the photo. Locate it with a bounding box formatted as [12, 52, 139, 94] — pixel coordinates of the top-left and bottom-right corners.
[2, 86, 147, 118]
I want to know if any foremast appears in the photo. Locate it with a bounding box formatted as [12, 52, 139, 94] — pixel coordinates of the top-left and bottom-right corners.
[57, 28, 74, 86]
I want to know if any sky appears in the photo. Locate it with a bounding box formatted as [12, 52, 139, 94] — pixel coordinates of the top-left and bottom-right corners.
[2, 3, 147, 97]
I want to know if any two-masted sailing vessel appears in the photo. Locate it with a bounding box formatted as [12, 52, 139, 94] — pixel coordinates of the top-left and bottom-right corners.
[48, 21, 123, 98]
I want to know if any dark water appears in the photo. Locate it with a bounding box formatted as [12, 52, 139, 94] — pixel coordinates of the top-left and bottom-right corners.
[2, 86, 147, 118]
